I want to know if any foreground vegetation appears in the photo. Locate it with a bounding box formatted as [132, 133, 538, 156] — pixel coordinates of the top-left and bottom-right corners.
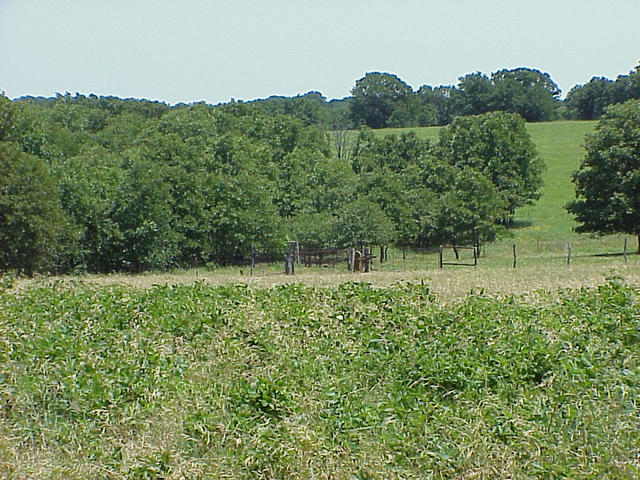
[1, 278, 639, 478]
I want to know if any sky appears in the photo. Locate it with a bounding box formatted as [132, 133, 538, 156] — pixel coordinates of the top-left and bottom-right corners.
[1, 0, 639, 105]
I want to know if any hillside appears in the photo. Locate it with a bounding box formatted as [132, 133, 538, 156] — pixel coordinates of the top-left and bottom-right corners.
[518, 121, 597, 241]
[376, 121, 601, 245]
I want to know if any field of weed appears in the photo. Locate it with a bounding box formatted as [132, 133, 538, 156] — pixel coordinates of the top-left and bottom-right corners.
[1, 277, 639, 478]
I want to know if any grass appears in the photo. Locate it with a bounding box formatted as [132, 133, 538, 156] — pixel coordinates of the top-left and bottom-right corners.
[14, 253, 636, 300]
[516, 121, 597, 242]
[1, 278, 639, 478]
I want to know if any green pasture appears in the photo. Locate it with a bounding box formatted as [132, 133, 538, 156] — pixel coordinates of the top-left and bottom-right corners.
[375, 121, 637, 257]
[517, 121, 596, 241]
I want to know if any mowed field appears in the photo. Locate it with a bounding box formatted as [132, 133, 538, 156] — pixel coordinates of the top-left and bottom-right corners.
[518, 121, 597, 241]
[2, 121, 640, 479]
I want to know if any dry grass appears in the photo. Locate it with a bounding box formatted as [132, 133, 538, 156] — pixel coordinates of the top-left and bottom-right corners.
[16, 257, 640, 302]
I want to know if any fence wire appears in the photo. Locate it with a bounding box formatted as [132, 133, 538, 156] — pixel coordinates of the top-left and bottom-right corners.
[281, 236, 637, 275]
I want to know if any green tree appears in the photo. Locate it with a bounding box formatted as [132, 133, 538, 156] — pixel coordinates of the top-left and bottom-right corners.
[131, 107, 285, 265]
[438, 111, 543, 221]
[354, 131, 428, 174]
[113, 156, 179, 271]
[289, 212, 335, 249]
[415, 85, 453, 126]
[614, 62, 640, 104]
[1, 99, 53, 159]
[565, 63, 640, 120]
[457, 72, 493, 116]
[351, 132, 432, 246]
[566, 99, 640, 252]
[0, 142, 77, 274]
[56, 147, 125, 272]
[330, 198, 395, 248]
[326, 97, 353, 130]
[490, 68, 560, 122]
[358, 165, 429, 247]
[350, 72, 414, 128]
[426, 165, 508, 249]
[0, 95, 15, 141]
[565, 77, 623, 120]
[250, 91, 330, 127]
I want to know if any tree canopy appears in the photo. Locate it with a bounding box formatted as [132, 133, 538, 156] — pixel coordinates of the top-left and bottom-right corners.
[62, 61, 634, 134]
[350, 72, 414, 129]
[0, 142, 76, 274]
[565, 63, 640, 120]
[0, 87, 543, 274]
[437, 111, 543, 219]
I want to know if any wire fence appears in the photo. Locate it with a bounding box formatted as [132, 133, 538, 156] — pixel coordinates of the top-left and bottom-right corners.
[276, 236, 638, 275]
[86, 236, 634, 279]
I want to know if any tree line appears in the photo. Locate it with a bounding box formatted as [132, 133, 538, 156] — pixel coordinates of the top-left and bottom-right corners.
[248, 63, 640, 129]
[0, 93, 543, 274]
[565, 64, 640, 120]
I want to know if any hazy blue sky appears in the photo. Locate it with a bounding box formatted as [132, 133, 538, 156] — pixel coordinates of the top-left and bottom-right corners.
[1, 0, 639, 104]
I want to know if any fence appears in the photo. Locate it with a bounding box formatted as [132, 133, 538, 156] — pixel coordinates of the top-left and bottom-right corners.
[135, 236, 634, 280]
[277, 236, 637, 275]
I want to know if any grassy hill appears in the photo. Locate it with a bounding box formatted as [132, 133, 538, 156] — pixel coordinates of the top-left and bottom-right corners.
[376, 121, 597, 242]
[516, 121, 597, 241]
[374, 120, 640, 261]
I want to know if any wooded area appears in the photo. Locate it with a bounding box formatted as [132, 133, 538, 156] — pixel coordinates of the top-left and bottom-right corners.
[249, 63, 640, 129]
[2, 62, 638, 275]
[0, 93, 542, 274]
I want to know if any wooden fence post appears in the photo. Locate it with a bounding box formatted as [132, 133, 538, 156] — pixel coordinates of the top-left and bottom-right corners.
[567, 242, 572, 266]
[473, 246, 478, 266]
[439, 245, 443, 269]
[251, 244, 256, 276]
[512, 244, 517, 269]
[285, 241, 296, 275]
[363, 247, 371, 273]
[624, 238, 628, 264]
[347, 247, 354, 272]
